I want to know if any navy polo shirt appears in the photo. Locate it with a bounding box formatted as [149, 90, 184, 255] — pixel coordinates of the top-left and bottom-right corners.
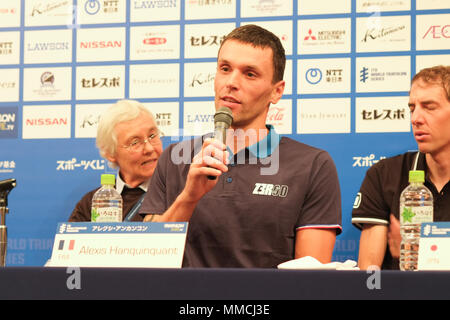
[141, 126, 342, 268]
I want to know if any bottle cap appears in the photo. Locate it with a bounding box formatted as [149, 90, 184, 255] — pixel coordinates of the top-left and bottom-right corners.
[409, 170, 425, 183]
[100, 174, 115, 186]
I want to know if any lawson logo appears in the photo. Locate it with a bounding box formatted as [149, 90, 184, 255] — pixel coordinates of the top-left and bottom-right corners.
[134, 0, 177, 9]
[27, 42, 70, 51]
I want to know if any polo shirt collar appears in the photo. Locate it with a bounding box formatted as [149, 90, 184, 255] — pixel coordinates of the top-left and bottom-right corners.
[415, 152, 450, 194]
[115, 173, 148, 194]
[214, 125, 281, 162]
[240, 124, 281, 159]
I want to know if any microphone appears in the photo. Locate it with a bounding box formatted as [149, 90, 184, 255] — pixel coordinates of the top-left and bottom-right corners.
[207, 107, 233, 180]
[0, 179, 16, 207]
[0, 179, 16, 193]
[0, 178, 15, 267]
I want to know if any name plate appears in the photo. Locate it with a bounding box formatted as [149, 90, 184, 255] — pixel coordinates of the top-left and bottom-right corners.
[418, 222, 450, 270]
[47, 222, 188, 268]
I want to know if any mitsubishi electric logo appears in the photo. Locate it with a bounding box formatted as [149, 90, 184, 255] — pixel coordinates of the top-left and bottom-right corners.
[252, 183, 288, 198]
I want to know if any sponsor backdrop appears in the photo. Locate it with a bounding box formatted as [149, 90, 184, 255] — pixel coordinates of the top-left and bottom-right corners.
[0, 0, 449, 266]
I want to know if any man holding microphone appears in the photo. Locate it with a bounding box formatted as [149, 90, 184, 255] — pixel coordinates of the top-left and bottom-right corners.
[140, 25, 342, 268]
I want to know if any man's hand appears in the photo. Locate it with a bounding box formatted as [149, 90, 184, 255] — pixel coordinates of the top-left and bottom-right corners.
[180, 138, 229, 203]
[144, 138, 230, 223]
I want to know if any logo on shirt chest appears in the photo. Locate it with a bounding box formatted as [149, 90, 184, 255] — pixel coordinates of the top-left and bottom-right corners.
[252, 183, 288, 198]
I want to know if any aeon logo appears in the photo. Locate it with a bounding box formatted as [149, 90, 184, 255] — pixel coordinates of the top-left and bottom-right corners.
[85, 0, 101, 15]
[423, 25, 450, 39]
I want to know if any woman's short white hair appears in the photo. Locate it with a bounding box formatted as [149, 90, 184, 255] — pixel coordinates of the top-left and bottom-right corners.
[96, 99, 156, 169]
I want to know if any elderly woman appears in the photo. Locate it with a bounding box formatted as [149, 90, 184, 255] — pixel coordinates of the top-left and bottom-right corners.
[69, 99, 163, 222]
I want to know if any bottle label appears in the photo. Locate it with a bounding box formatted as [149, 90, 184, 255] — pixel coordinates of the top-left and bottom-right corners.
[91, 207, 121, 222]
[400, 206, 433, 225]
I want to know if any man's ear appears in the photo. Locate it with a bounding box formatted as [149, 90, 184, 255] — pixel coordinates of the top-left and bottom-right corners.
[270, 80, 285, 105]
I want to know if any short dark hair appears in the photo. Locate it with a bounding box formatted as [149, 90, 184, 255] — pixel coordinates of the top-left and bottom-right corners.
[412, 65, 450, 101]
[219, 24, 286, 84]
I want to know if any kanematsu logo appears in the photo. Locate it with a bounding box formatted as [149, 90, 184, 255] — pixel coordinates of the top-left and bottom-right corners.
[362, 25, 406, 42]
[30, 1, 70, 17]
[188, 72, 215, 88]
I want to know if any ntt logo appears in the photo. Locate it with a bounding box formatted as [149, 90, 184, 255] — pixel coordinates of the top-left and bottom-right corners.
[85, 0, 101, 15]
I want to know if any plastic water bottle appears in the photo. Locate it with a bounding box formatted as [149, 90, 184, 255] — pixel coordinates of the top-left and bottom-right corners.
[399, 170, 433, 271]
[91, 174, 123, 222]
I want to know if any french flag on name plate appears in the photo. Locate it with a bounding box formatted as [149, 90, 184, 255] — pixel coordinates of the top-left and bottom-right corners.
[58, 240, 75, 251]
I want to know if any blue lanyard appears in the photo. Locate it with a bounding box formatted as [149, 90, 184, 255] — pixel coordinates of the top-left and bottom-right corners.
[123, 193, 146, 222]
